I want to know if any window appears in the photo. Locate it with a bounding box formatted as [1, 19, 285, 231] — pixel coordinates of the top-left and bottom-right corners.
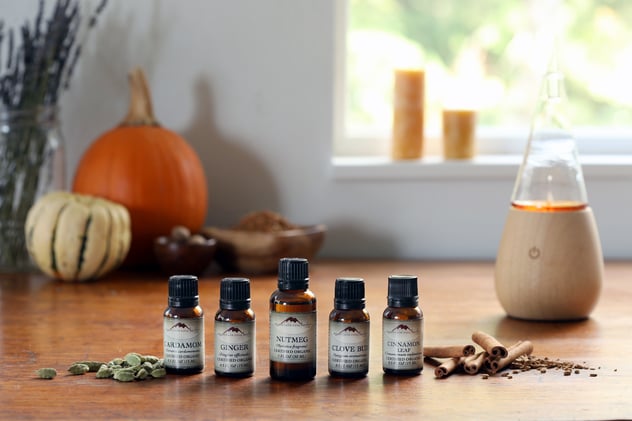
[336, 0, 632, 158]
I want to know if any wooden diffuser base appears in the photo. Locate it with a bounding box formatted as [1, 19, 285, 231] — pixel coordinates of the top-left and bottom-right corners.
[494, 206, 603, 321]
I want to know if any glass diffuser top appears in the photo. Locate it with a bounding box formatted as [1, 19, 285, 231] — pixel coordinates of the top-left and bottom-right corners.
[511, 56, 588, 212]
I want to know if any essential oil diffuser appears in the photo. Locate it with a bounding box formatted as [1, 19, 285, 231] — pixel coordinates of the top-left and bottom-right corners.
[494, 55, 603, 321]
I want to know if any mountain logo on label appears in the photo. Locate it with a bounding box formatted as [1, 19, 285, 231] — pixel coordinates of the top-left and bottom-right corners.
[389, 324, 416, 334]
[334, 326, 365, 336]
[169, 322, 193, 331]
[221, 326, 247, 336]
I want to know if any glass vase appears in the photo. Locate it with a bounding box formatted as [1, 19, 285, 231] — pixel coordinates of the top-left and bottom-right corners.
[0, 106, 66, 272]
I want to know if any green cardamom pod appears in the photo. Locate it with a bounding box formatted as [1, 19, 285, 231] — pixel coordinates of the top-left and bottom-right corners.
[95, 365, 114, 379]
[141, 361, 154, 373]
[113, 370, 135, 382]
[141, 355, 160, 364]
[150, 368, 166, 378]
[68, 363, 90, 375]
[124, 353, 142, 367]
[35, 368, 57, 379]
[135, 368, 149, 380]
[72, 361, 106, 372]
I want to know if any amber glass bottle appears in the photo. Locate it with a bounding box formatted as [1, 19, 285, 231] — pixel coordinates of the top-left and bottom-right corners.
[163, 275, 205, 374]
[328, 277, 370, 378]
[382, 275, 423, 376]
[214, 277, 255, 378]
[269, 258, 317, 380]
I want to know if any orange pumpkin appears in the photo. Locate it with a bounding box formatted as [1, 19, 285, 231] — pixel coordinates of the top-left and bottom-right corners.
[73, 68, 208, 267]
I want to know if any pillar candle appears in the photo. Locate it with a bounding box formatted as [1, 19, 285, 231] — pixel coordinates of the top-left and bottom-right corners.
[392, 69, 424, 160]
[442, 109, 476, 159]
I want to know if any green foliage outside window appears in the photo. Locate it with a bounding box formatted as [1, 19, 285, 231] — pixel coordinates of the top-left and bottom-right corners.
[347, 0, 632, 132]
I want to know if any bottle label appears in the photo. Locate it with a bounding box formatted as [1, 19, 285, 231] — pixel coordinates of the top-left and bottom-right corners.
[382, 318, 423, 371]
[269, 311, 316, 363]
[163, 317, 205, 369]
[328, 320, 370, 373]
[214, 320, 255, 374]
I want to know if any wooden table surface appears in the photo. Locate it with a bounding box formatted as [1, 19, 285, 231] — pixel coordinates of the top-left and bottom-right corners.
[1, 260, 631, 420]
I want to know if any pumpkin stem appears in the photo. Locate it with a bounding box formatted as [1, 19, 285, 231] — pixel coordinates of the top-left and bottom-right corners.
[121, 67, 160, 126]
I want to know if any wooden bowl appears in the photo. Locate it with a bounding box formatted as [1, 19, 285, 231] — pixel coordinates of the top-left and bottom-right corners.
[202, 224, 326, 274]
[153, 236, 217, 276]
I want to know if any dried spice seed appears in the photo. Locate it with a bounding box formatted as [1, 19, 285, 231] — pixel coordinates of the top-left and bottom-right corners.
[35, 368, 57, 379]
[113, 370, 135, 382]
[141, 355, 160, 364]
[135, 368, 148, 380]
[72, 361, 106, 372]
[124, 353, 142, 367]
[96, 365, 114, 379]
[68, 363, 90, 375]
[150, 368, 166, 378]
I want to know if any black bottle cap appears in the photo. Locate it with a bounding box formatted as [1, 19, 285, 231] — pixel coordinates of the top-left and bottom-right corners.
[387, 275, 419, 308]
[219, 277, 251, 310]
[278, 257, 309, 290]
[168, 275, 200, 308]
[334, 277, 366, 310]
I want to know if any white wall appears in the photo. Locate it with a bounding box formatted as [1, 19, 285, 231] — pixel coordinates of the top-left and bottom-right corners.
[5, 0, 632, 260]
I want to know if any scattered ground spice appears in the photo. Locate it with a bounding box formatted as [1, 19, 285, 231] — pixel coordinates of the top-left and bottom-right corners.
[233, 211, 298, 232]
[508, 355, 600, 378]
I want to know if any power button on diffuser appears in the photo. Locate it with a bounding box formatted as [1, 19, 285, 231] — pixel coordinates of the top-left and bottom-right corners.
[528, 247, 541, 259]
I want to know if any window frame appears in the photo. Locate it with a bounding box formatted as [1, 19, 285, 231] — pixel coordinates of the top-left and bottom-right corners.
[332, 0, 632, 180]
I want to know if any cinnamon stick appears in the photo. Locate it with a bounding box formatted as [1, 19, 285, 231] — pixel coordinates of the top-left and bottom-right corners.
[424, 345, 475, 358]
[463, 351, 488, 375]
[434, 357, 465, 379]
[487, 340, 534, 374]
[472, 331, 508, 359]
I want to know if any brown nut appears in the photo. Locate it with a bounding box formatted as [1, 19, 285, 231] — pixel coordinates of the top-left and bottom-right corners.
[170, 225, 191, 241]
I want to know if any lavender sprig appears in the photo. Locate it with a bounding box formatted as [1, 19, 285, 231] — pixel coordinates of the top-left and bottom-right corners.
[0, 0, 107, 271]
[0, 0, 107, 110]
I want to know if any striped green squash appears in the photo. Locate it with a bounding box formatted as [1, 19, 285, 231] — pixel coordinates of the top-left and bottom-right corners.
[25, 191, 131, 281]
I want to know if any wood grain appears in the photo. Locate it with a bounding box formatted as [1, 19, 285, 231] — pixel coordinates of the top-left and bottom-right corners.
[1, 260, 631, 420]
[495, 207, 603, 320]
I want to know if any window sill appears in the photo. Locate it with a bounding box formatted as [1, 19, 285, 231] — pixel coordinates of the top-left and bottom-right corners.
[331, 155, 632, 181]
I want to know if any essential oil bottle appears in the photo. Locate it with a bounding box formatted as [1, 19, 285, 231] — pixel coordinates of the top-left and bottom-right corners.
[382, 275, 423, 376]
[214, 277, 255, 377]
[328, 277, 370, 378]
[163, 275, 205, 374]
[269, 257, 317, 380]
